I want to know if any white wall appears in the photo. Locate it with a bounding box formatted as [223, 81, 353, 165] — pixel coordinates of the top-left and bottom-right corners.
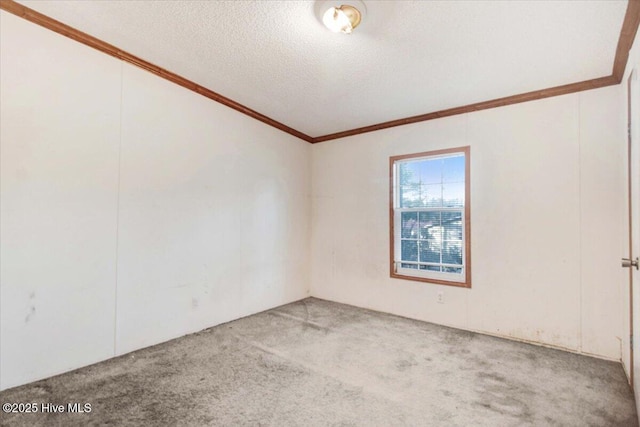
[0, 10, 121, 393]
[0, 11, 311, 390]
[311, 86, 627, 360]
[1, 4, 633, 392]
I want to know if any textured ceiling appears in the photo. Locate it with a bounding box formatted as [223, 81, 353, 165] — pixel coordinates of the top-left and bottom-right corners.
[16, 0, 628, 138]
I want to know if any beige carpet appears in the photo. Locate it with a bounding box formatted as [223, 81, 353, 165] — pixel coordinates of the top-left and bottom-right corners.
[0, 298, 636, 426]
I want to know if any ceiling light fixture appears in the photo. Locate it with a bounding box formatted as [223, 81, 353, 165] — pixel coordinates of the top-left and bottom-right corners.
[319, 0, 366, 34]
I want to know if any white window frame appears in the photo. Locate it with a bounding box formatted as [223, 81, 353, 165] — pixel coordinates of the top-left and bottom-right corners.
[390, 147, 471, 288]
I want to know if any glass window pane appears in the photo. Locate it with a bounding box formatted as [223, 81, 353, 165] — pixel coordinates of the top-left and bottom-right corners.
[423, 184, 442, 208]
[443, 241, 463, 265]
[443, 182, 464, 207]
[418, 158, 443, 184]
[399, 162, 421, 186]
[418, 211, 441, 240]
[443, 155, 465, 183]
[419, 240, 441, 263]
[401, 212, 418, 238]
[401, 263, 418, 270]
[400, 183, 421, 208]
[442, 211, 463, 241]
[401, 240, 418, 262]
[395, 151, 467, 280]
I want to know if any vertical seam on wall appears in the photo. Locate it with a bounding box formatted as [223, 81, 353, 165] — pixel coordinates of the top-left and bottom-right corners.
[578, 93, 583, 353]
[113, 62, 124, 357]
[308, 143, 313, 297]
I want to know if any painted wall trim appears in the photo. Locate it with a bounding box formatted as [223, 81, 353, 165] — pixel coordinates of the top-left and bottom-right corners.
[1, 0, 639, 144]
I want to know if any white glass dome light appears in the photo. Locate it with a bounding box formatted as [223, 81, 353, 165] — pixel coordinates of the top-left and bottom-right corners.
[319, 1, 366, 34]
[323, 5, 361, 34]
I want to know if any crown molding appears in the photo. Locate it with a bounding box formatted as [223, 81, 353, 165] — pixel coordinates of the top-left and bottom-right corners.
[1, 0, 638, 145]
[0, 0, 315, 143]
[613, 0, 640, 83]
[313, 76, 618, 143]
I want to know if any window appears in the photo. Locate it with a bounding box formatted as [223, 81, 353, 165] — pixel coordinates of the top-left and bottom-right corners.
[390, 147, 471, 287]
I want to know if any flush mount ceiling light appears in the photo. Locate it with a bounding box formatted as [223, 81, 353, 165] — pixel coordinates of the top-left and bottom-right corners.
[318, 0, 366, 34]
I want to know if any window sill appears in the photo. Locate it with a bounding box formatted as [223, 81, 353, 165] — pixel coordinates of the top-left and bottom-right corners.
[390, 271, 471, 288]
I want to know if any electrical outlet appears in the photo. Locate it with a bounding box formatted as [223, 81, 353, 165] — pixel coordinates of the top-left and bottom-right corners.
[437, 292, 444, 304]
